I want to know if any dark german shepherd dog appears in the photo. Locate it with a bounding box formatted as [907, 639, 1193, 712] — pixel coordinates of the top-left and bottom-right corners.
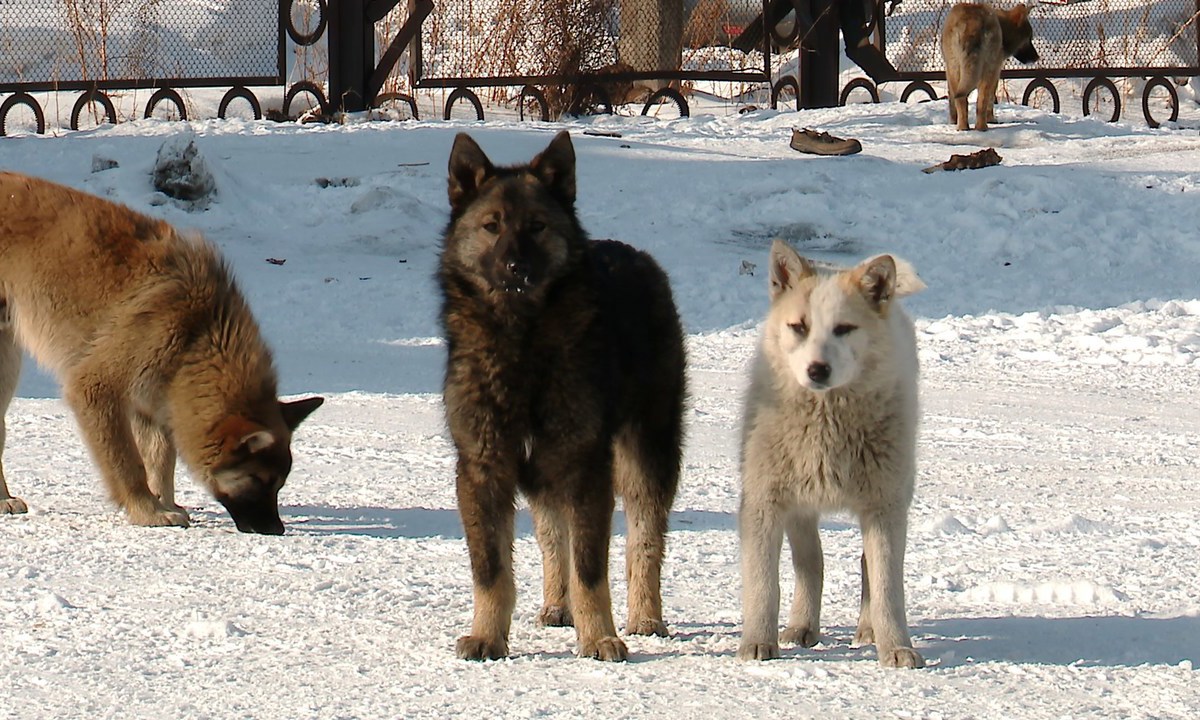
[438, 131, 686, 661]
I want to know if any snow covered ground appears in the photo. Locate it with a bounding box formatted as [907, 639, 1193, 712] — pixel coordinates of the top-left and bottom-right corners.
[1, 98, 1199, 718]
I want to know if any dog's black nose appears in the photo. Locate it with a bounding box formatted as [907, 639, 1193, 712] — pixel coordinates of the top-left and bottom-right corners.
[807, 362, 831, 384]
[505, 260, 531, 284]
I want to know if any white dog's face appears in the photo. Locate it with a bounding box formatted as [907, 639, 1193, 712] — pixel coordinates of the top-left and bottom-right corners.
[773, 279, 878, 392]
[766, 241, 912, 393]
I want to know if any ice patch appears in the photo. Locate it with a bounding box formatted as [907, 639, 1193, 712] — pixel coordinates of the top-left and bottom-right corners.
[183, 617, 248, 639]
[381, 337, 445, 347]
[965, 580, 1129, 605]
[979, 516, 1011, 536]
[350, 186, 428, 215]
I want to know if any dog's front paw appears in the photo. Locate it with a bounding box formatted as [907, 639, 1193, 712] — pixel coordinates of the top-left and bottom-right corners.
[127, 504, 190, 528]
[580, 635, 628, 662]
[880, 646, 925, 669]
[537, 604, 573, 627]
[781, 625, 820, 648]
[625, 617, 668, 637]
[0, 497, 28, 514]
[456, 635, 508, 661]
[737, 642, 780, 661]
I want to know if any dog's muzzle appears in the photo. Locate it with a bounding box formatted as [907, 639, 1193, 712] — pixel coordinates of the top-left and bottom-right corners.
[218, 495, 285, 535]
[807, 361, 832, 386]
[500, 260, 533, 294]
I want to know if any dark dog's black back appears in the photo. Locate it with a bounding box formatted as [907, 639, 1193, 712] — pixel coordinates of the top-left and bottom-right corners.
[438, 131, 685, 662]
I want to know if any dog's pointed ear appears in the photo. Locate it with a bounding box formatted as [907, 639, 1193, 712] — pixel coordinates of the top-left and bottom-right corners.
[448, 133, 494, 214]
[530, 130, 576, 205]
[214, 416, 276, 463]
[280, 396, 324, 431]
[1010, 3, 1029, 23]
[851, 254, 898, 310]
[239, 429, 276, 454]
[769, 239, 814, 300]
[890, 256, 927, 298]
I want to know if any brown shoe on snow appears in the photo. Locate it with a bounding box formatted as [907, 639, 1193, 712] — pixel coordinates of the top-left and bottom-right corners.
[789, 128, 862, 156]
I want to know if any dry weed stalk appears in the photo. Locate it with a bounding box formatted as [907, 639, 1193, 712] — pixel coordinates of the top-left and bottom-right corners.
[61, 0, 162, 124]
[1147, 8, 1200, 67]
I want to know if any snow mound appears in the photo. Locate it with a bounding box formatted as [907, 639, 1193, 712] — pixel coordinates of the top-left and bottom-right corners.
[33, 592, 76, 614]
[926, 514, 976, 535]
[1032, 515, 1115, 535]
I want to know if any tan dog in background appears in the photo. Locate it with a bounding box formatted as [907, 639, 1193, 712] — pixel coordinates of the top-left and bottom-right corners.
[941, 2, 1039, 131]
[0, 173, 322, 534]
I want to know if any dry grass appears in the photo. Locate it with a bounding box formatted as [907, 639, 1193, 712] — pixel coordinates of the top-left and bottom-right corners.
[60, 0, 163, 124]
[61, 0, 164, 81]
[421, 0, 620, 116]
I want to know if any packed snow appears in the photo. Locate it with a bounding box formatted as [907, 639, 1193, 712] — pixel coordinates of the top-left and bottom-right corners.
[1, 94, 1199, 719]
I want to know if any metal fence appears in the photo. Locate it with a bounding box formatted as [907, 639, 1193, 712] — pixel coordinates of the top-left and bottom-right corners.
[2, 0, 1197, 132]
[0, 0, 282, 89]
[407, 0, 782, 119]
[0, 0, 285, 133]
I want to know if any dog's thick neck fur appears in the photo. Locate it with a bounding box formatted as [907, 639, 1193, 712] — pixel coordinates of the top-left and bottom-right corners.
[139, 237, 285, 474]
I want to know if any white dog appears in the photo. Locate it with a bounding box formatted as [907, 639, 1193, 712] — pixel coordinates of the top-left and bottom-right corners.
[738, 240, 926, 668]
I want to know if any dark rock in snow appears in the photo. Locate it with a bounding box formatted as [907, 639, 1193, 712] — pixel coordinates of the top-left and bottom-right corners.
[91, 155, 119, 173]
[152, 132, 216, 208]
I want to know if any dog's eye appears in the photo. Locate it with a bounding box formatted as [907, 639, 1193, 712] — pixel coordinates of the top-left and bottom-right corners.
[529, 219, 546, 233]
[833, 324, 858, 337]
[483, 220, 499, 234]
[788, 321, 808, 338]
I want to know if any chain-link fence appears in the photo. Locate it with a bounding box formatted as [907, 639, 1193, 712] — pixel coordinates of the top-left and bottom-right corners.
[3, 0, 1195, 129]
[416, 0, 773, 79]
[0, 0, 282, 90]
[406, 0, 778, 117]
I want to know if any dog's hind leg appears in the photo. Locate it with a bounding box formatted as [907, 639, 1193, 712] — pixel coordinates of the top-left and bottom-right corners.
[854, 552, 874, 644]
[976, 68, 1000, 130]
[131, 411, 187, 521]
[859, 507, 924, 668]
[780, 509, 823, 647]
[615, 427, 678, 637]
[945, 66, 961, 127]
[532, 499, 572, 627]
[0, 311, 27, 515]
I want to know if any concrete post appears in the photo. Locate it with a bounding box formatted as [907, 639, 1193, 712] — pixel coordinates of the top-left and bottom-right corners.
[618, 0, 684, 91]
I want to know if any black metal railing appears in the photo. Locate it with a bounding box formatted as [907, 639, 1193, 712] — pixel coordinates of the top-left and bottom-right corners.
[2, 0, 1195, 132]
[0, 0, 287, 133]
